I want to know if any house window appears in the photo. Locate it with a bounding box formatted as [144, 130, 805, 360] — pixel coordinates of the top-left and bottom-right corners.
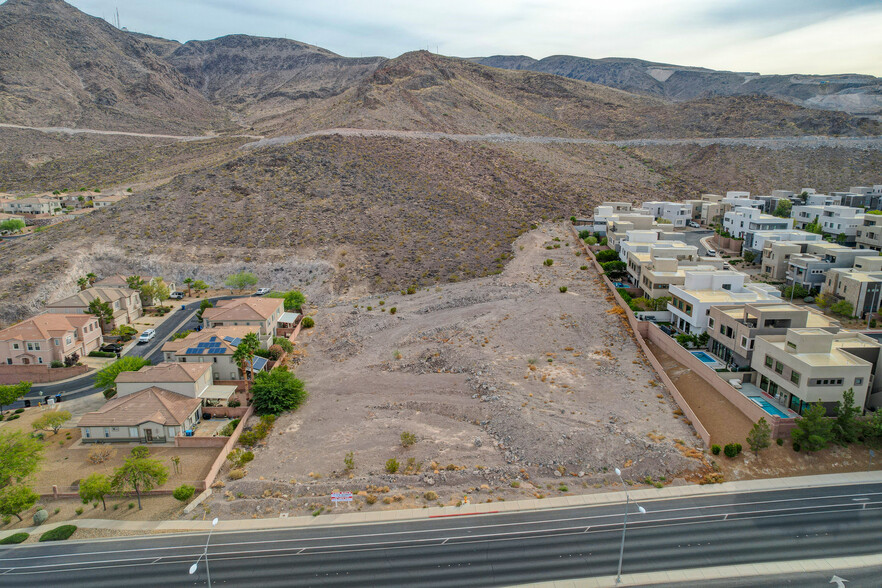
[740, 336, 749, 349]
[129, 427, 138, 438]
[5, 359, 10, 365]
[104, 428, 110, 438]
[775, 361, 784, 374]
[37, 357, 43, 364]
[53, 338, 60, 346]
[11, 343, 19, 350]
[721, 284, 732, 291]
[790, 371, 800, 385]
[786, 341, 797, 350]
[707, 318, 715, 330]
[855, 377, 864, 386]
[84, 429, 90, 439]
[26, 342, 41, 351]
[66, 336, 72, 345]
[765, 355, 773, 368]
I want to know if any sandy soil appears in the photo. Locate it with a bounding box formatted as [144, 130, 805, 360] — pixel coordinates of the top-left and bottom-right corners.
[209, 223, 702, 520]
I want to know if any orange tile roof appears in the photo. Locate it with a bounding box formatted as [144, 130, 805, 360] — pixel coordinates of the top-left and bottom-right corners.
[77, 387, 201, 427]
[114, 362, 210, 384]
[202, 297, 282, 322]
[46, 287, 136, 308]
[161, 326, 257, 354]
[0, 313, 98, 341]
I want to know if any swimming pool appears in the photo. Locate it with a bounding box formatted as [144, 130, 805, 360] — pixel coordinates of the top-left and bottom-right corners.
[613, 282, 629, 288]
[690, 351, 725, 370]
[748, 396, 791, 419]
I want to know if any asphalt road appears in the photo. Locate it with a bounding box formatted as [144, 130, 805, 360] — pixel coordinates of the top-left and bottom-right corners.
[15, 295, 241, 406]
[1, 482, 880, 587]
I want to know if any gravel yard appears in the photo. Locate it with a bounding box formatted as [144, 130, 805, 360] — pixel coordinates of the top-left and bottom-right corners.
[210, 223, 702, 520]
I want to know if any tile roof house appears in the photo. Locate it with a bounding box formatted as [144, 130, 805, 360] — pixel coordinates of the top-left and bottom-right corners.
[93, 274, 176, 305]
[201, 297, 283, 346]
[45, 287, 142, 331]
[0, 313, 102, 366]
[161, 326, 268, 381]
[115, 362, 236, 401]
[1, 196, 61, 216]
[78, 387, 202, 443]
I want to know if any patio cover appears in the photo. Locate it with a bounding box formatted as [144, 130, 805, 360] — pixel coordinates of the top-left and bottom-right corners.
[198, 385, 238, 400]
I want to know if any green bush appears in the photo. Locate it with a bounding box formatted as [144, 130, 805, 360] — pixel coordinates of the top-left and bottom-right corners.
[300, 316, 314, 329]
[14, 408, 24, 414]
[50, 360, 64, 368]
[711, 444, 721, 455]
[103, 389, 117, 400]
[390, 307, 397, 315]
[39, 525, 77, 542]
[0, 532, 29, 544]
[400, 431, 416, 447]
[723, 443, 742, 458]
[543, 259, 553, 266]
[792, 441, 801, 452]
[385, 458, 400, 474]
[219, 419, 241, 437]
[88, 350, 116, 358]
[585, 236, 598, 245]
[595, 249, 619, 263]
[578, 230, 591, 239]
[173, 485, 196, 502]
[580, 265, 588, 270]
[559, 286, 568, 293]
[776, 438, 784, 446]
[272, 337, 295, 353]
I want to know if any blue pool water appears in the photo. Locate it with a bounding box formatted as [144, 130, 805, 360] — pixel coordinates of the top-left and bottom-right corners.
[748, 396, 790, 419]
[613, 282, 629, 288]
[691, 351, 716, 364]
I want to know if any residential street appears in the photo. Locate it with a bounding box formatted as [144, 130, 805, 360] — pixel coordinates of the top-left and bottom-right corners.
[1, 481, 880, 587]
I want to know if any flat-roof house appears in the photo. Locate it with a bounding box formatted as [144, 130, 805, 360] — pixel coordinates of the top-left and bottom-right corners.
[637, 255, 725, 299]
[0, 313, 102, 366]
[821, 257, 882, 319]
[78, 387, 202, 444]
[161, 326, 269, 381]
[856, 212, 882, 252]
[201, 297, 283, 346]
[752, 329, 882, 414]
[45, 287, 142, 331]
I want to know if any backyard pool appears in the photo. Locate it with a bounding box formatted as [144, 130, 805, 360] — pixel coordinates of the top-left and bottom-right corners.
[613, 282, 629, 289]
[690, 351, 725, 369]
[748, 396, 791, 419]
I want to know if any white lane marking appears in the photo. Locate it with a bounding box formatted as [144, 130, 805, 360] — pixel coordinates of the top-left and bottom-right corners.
[5, 490, 881, 565]
[6, 504, 882, 575]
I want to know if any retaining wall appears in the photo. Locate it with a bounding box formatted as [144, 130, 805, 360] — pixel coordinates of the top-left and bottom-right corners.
[201, 405, 249, 419]
[200, 405, 255, 490]
[0, 364, 90, 385]
[175, 435, 229, 448]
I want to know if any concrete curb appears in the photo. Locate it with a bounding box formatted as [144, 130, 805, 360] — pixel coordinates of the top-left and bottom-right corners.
[2, 469, 880, 539]
[518, 552, 882, 587]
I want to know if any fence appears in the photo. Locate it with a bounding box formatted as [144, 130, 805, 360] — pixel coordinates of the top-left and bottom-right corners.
[201, 405, 249, 419]
[200, 405, 255, 490]
[0, 364, 90, 385]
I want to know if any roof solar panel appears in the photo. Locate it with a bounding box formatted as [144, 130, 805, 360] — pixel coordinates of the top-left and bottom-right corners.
[252, 357, 268, 372]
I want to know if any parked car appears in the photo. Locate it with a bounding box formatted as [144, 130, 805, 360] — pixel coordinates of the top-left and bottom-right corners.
[705, 248, 717, 257]
[138, 329, 156, 344]
[688, 221, 701, 228]
[255, 288, 271, 296]
[100, 343, 123, 353]
[169, 291, 185, 299]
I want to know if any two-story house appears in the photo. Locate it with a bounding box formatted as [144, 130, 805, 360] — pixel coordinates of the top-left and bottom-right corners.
[0, 313, 103, 365]
[45, 287, 143, 332]
[821, 256, 882, 319]
[161, 326, 269, 381]
[856, 212, 882, 252]
[1, 197, 61, 216]
[201, 297, 284, 347]
[723, 207, 793, 252]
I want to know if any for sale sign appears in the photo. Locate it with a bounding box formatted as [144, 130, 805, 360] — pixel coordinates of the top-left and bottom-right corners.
[331, 492, 353, 503]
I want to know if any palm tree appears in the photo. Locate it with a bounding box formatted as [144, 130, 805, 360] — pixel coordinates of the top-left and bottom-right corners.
[86, 272, 97, 285]
[183, 278, 194, 297]
[77, 277, 89, 291]
[232, 332, 261, 393]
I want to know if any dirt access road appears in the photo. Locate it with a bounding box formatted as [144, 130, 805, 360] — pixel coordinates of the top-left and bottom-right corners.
[210, 223, 702, 520]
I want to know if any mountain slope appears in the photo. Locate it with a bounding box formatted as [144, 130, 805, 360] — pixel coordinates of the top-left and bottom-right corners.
[259, 51, 881, 139]
[166, 35, 386, 123]
[473, 55, 882, 115]
[0, 0, 230, 134]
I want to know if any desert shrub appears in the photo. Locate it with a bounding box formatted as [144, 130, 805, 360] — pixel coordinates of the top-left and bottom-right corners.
[273, 337, 295, 353]
[88, 444, 116, 464]
[267, 344, 284, 360]
[228, 469, 246, 480]
[543, 259, 553, 266]
[559, 286, 568, 293]
[389, 307, 397, 315]
[130, 446, 149, 459]
[365, 494, 378, 505]
[7, 414, 19, 421]
[424, 491, 438, 501]
[776, 438, 784, 446]
[39, 525, 77, 542]
[711, 444, 721, 455]
[792, 441, 801, 452]
[219, 419, 240, 437]
[400, 431, 416, 447]
[723, 443, 742, 458]
[344, 451, 355, 471]
[0, 532, 28, 544]
[50, 360, 64, 368]
[227, 399, 241, 408]
[227, 449, 254, 469]
[75, 507, 83, 515]
[385, 458, 400, 474]
[580, 265, 588, 270]
[300, 316, 314, 329]
[173, 485, 196, 502]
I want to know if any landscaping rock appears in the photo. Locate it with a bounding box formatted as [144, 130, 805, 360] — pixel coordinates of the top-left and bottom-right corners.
[33, 509, 49, 525]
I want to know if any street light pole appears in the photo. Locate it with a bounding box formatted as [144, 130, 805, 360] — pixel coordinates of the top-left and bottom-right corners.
[614, 468, 646, 584]
[189, 517, 219, 587]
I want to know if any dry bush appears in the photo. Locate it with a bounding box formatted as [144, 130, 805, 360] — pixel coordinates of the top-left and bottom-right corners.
[228, 469, 246, 480]
[88, 444, 116, 464]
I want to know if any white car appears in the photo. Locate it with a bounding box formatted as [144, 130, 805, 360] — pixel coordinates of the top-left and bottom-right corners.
[688, 221, 701, 228]
[705, 248, 717, 257]
[138, 329, 156, 344]
[255, 288, 271, 296]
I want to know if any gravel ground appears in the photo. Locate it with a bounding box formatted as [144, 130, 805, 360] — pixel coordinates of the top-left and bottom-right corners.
[208, 223, 703, 520]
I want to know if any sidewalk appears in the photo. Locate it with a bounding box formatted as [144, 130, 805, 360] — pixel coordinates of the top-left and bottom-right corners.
[3, 470, 880, 540]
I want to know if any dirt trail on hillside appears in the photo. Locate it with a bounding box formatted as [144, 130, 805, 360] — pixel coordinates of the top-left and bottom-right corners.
[0, 122, 262, 141]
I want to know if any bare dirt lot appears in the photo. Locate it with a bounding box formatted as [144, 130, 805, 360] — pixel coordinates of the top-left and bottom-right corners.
[210, 223, 703, 520]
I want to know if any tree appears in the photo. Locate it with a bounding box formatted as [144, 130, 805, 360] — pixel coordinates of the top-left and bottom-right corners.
[79, 473, 111, 510]
[232, 333, 260, 392]
[601, 260, 627, 277]
[782, 283, 809, 300]
[32, 411, 72, 434]
[251, 369, 307, 415]
[111, 455, 169, 510]
[224, 272, 258, 291]
[773, 200, 792, 218]
[831, 299, 855, 318]
[833, 388, 861, 445]
[0, 485, 39, 522]
[816, 293, 833, 309]
[268, 290, 305, 312]
[192, 280, 209, 295]
[804, 218, 823, 234]
[183, 278, 194, 297]
[746, 417, 772, 455]
[0, 219, 25, 233]
[86, 297, 113, 332]
[743, 250, 756, 264]
[0, 431, 44, 488]
[836, 233, 847, 245]
[139, 279, 170, 306]
[0, 382, 30, 415]
[595, 249, 619, 263]
[195, 299, 214, 322]
[94, 356, 151, 393]
[77, 277, 89, 291]
[126, 275, 145, 291]
[791, 403, 834, 453]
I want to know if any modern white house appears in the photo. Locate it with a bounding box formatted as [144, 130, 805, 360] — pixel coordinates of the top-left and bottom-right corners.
[668, 270, 782, 334]
[723, 207, 793, 241]
[748, 229, 823, 256]
[618, 231, 697, 262]
[641, 201, 693, 228]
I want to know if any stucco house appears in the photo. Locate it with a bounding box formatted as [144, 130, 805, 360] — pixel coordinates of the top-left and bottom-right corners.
[161, 326, 268, 381]
[45, 287, 142, 331]
[0, 313, 102, 366]
[93, 274, 175, 306]
[114, 362, 237, 402]
[201, 297, 284, 346]
[78, 387, 202, 444]
[1, 196, 61, 216]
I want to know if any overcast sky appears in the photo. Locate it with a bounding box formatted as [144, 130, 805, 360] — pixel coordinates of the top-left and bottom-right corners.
[58, 0, 882, 75]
